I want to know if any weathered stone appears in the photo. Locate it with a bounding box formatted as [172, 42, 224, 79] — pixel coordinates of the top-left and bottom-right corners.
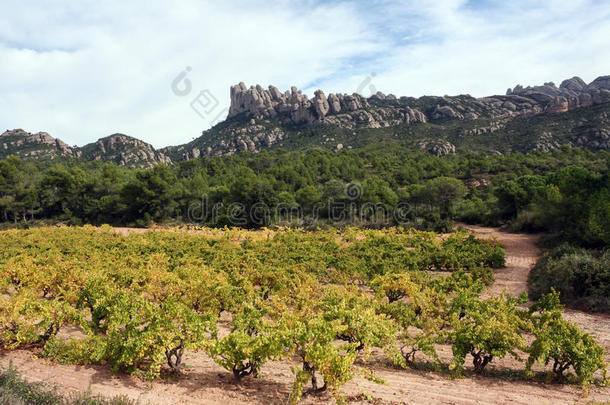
[418, 139, 456, 156]
[431, 105, 460, 120]
[313, 90, 330, 118]
[328, 93, 342, 114]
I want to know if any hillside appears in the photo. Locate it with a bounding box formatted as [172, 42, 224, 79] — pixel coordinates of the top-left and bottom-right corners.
[0, 130, 170, 168]
[79, 134, 171, 168]
[3, 75, 610, 166]
[161, 75, 610, 159]
[0, 129, 78, 160]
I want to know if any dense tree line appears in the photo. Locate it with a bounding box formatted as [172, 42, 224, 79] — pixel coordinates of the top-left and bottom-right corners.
[1, 145, 608, 244]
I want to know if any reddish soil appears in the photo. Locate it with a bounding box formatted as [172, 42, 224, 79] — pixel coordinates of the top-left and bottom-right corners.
[1, 226, 609, 404]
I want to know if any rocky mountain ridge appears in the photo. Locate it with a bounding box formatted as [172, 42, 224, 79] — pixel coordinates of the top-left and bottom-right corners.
[0, 130, 170, 168]
[163, 75, 610, 159]
[3, 74, 610, 164]
[228, 76, 610, 124]
[0, 129, 77, 159]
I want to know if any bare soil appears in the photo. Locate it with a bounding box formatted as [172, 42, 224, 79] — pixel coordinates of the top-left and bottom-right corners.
[1, 225, 609, 404]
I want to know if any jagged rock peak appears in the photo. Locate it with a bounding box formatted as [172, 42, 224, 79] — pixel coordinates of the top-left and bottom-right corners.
[81, 133, 172, 168]
[507, 75, 610, 96]
[587, 75, 610, 91]
[228, 82, 371, 123]
[0, 129, 78, 159]
[560, 77, 587, 92]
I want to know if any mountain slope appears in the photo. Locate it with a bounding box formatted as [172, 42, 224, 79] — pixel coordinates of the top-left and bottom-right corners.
[0, 129, 78, 160]
[3, 75, 610, 165]
[162, 75, 610, 159]
[79, 134, 171, 168]
[0, 130, 171, 168]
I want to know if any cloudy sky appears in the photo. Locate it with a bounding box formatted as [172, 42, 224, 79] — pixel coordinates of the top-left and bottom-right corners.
[1, 0, 609, 148]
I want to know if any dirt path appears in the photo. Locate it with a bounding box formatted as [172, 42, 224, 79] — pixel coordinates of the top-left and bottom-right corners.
[461, 224, 541, 298]
[464, 224, 610, 353]
[1, 226, 609, 404]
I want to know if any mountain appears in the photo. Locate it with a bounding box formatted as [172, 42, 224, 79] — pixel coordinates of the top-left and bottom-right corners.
[3, 75, 610, 165]
[0, 130, 170, 168]
[161, 75, 610, 159]
[0, 129, 79, 160]
[79, 134, 171, 168]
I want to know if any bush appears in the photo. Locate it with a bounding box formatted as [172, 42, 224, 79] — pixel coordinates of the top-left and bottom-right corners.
[0, 365, 60, 405]
[483, 245, 506, 268]
[0, 365, 137, 405]
[527, 291, 608, 386]
[209, 304, 285, 380]
[529, 245, 610, 313]
[449, 294, 528, 375]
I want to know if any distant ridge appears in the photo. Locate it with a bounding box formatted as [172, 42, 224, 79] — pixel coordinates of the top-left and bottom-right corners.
[0, 131, 170, 168]
[3, 75, 610, 165]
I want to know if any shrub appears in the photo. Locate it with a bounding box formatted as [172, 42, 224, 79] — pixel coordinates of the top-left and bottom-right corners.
[527, 291, 608, 386]
[529, 245, 610, 313]
[0, 365, 138, 405]
[449, 294, 528, 375]
[209, 303, 285, 380]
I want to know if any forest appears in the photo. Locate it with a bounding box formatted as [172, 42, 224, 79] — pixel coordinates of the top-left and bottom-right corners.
[1, 145, 608, 244]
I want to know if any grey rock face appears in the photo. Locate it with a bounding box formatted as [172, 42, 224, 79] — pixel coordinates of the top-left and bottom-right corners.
[586, 76, 610, 91]
[432, 105, 461, 119]
[560, 77, 587, 93]
[1, 129, 171, 168]
[81, 134, 171, 168]
[418, 139, 456, 156]
[0, 129, 79, 159]
[328, 93, 342, 114]
[505, 75, 610, 113]
[313, 90, 330, 119]
[227, 82, 419, 128]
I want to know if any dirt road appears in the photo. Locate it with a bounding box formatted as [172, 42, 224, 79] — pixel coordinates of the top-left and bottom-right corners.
[1, 226, 609, 404]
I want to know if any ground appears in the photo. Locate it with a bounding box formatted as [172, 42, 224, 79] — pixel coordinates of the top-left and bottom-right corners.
[1, 225, 609, 404]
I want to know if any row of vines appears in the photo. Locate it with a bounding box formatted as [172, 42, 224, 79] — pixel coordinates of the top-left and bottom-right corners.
[0, 226, 606, 403]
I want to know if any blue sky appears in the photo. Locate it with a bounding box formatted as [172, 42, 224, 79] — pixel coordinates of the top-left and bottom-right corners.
[1, 0, 609, 148]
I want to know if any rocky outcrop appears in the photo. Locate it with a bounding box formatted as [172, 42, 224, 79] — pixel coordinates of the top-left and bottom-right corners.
[0, 129, 80, 159]
[506, 76, 610, 112]
[227, 82, 423, 128]
[80, 134, 171, 168]
[418, 139, 456, 156]
[162, 124, 287, 159]
[534, 131, 564, 152]
[5, 75, 610, 164]
[225, 76, 610, 137]
[431, 105, 461, 120]
[1, 130, 171, 168]
[573, 128, 610, 150]
[586, 76, 610, 91]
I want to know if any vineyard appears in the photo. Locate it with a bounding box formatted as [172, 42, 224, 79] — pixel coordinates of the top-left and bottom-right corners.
[0, 226, 607, 404]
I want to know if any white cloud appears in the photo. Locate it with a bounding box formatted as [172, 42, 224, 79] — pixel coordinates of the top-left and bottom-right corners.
[0, 0, 609, 148]
[315, 0, 610, 97]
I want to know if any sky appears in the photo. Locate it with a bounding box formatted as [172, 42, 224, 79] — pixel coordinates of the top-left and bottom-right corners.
[1, 0, 610, 148]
